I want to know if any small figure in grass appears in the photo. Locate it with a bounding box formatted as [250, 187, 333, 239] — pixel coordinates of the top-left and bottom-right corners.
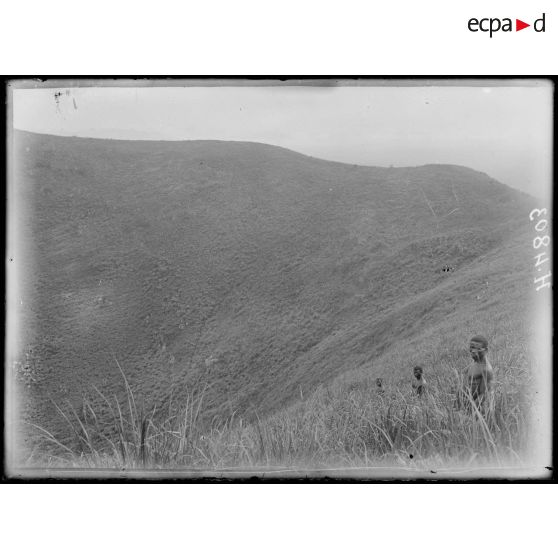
[412, 365, 427, 397]
[375, 377, 385, 395]
[458, 335, 494, 412]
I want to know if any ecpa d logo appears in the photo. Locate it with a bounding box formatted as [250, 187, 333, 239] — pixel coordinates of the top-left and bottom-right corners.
[468, 13, 546, 37]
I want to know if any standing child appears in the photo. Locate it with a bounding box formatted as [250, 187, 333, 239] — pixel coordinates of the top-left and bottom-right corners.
[412, 365, 427, 396]
[375, 378, 385, 395]
[459, 335, 494, 413]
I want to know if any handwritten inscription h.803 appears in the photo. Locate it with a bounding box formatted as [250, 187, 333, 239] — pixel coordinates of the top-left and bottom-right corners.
[529, 208, 551, 292]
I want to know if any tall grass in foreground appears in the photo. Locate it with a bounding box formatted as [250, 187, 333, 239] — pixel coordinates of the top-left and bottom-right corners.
[29, 351, 532, 471]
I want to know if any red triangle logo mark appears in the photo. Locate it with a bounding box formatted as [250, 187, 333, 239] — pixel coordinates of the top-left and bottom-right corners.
[516, 19, 530, 31]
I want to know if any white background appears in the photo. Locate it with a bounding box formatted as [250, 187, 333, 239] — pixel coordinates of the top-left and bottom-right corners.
[1, 485, 557, 557]
[2, 1, 555, 556]
[1, 0, 557, 74]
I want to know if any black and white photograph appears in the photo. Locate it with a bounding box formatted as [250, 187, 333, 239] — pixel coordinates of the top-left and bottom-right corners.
[5, 78, 553, 479]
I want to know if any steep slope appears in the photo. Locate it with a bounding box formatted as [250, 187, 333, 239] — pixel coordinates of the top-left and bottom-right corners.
[12, 131, 535, 447]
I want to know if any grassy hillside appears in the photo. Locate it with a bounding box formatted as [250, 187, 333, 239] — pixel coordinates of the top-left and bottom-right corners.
[11, 131, 536, 466]
[25, 227, 538, 473]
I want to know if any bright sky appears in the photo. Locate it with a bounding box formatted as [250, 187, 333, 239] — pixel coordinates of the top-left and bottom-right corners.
[11, 81, 552, 199]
